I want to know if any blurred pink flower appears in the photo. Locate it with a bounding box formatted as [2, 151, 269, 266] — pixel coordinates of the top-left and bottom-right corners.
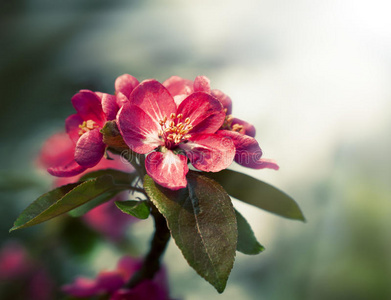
[0, 241, 32, 281]
[38, 132, 135, 241]
[117, 79, 235, 190]
[63, 256, 170, 300]
[0, 241, 54, 300]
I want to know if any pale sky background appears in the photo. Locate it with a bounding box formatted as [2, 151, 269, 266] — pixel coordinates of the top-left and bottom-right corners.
[78, 1, 391, 299]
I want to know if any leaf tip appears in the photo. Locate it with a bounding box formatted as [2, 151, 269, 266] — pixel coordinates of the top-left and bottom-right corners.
[297, 210, 306, 222]
[258, 244, 266, 253]
[216, 283, 227, 294]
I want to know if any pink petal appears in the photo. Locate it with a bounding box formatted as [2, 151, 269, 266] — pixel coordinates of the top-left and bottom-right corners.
[145, 151, 188, 190]
[117, 103, 162, 154]
[211, 89, 233, 115]
[162, 75, 193, 98]
[231, 117, 256, 137]
[217, 130, 279, 170]
[193, 76, 211, 93]
[47, 159, 87, 177]
[62, 277, 99, 298]
[74, 129, 105, 168]
[0, 242, 32, 280]
[71, 90, 106, 125]
[116, 92, 129, 107]
[116, 257, 141, 281]
[38, 132, 75, 168]
[177, 92, 226, 134]
[111, 280, 168, 300]
[129, 80, 177, 126]
[96, 271, 125, 294]
[180, 133, 235, 172]
[101, 93, 119, 121]
[115, 74, 139, 98]
[65, 114, 83, 143]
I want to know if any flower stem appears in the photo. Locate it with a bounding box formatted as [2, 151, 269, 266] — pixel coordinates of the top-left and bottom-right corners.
[125, 205, 170, 288]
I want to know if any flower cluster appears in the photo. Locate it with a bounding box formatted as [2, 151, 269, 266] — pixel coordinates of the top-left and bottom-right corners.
[46, 74, 278, 190]
[11, 73, 297, 298]
[62, 256, 169, 299]
[46, 74, 139, 177]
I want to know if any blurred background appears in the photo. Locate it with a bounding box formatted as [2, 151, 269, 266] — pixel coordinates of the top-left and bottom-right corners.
[1, 0, 390, 299]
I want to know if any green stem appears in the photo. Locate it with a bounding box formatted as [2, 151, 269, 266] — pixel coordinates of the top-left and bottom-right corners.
[125, 205, 170, 288]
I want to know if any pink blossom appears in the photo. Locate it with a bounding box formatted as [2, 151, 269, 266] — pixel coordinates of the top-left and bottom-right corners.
[0, 241, 32, 280]
[164, 75, 278, 170]
[0, 242, 54, 300]
[163, 75, 232, 114]
[218, 115, 278, 170]
[63, 256, 170, 300]
[38, 132, 135, 241]
[48, 74, 139, 177]
[117, 80, 235, 190]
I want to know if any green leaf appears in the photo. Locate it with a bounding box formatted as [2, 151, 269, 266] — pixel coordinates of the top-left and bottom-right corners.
[204, 170, 305, 221]
[68, 169, 138, 217]
[144, 171, 237, 293]
[235, 209, 265, 255]
[10, 175, 129, 231]
[79, 168, 136, 185]
[115, 200, 150, 219]
[68, 190, 120, 217]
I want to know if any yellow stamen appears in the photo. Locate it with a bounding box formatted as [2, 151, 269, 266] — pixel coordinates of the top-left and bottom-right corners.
[78, 120, 99, 136]
[157, 115, 194, 148]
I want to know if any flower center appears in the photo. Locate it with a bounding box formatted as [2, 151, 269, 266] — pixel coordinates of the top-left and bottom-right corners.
[158, 113, 193, 149]
[78, 120, 99, 136]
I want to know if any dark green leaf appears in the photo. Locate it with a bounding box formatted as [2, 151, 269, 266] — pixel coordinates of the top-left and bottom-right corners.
[204, 170, 305, 221]
[68, 190, 120, 217]
[70, 169, 138, 217]
[115, 200, 150, 219]
[235, 209, 265, 255]
[10, 175, 128, 231]
[79, 168, 136, 185]
[144, 171, 237, 293]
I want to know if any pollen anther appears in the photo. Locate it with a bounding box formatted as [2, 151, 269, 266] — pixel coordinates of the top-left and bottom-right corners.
[158, 115, 194, 148]
[78, 120, 99, 136]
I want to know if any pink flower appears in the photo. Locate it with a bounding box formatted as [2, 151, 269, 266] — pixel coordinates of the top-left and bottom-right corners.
[48, 74, 139, 177]
[163, 75, 232, 114]
[0, 242, 55, 300]
[0, 241, 32, 280]
[117, 80, 235, 190]
[164, 75, 278, 170]
[62, 256, 170, 300]
[38, 132, 135, 241]
[218, 114, 278, 170]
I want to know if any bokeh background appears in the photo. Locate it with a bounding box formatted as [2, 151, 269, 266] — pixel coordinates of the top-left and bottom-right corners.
[1, 0, 390, 299]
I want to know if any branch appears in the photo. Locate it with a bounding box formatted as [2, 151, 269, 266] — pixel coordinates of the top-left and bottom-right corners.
[125, 205, 170, 288]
